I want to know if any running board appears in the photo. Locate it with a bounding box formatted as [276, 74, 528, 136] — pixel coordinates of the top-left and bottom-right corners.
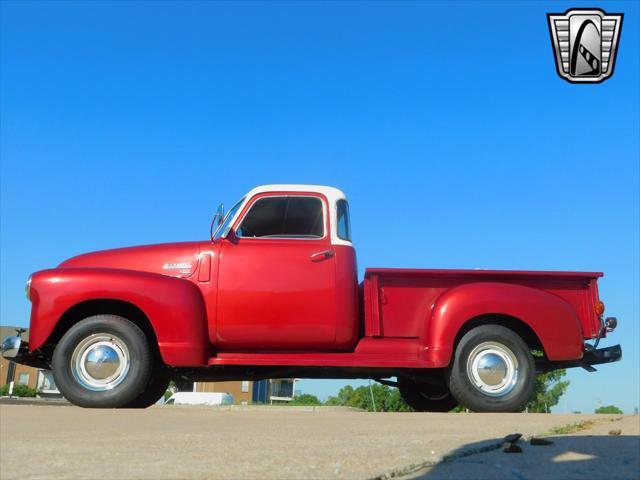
[208, 338, 436, 369]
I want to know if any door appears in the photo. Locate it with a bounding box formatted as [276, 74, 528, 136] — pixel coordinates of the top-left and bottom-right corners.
[216, 194, 337, 350]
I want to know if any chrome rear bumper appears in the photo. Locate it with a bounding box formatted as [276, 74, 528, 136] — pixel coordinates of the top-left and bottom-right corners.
[581, 344, 623, 370]
[538, 344, 622, 373]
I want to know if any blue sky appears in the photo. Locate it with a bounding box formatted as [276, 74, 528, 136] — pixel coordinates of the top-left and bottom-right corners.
[1, 1, 638, 413]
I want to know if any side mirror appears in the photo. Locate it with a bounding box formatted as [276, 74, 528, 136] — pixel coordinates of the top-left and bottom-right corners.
[216, 203, 225, 226]
[210, 203, 226, 241]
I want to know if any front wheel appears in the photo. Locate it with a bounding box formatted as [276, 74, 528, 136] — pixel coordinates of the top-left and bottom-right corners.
[52, 315, 153, 408]
[446, 325, 535, 412]
[125, 370, 171, 408]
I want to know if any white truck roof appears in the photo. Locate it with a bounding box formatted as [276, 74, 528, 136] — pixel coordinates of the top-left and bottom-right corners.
[238, 185, 351, 246]
[245, 184, 347, 206]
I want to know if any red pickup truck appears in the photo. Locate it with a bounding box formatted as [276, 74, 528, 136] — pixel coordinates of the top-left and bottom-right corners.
[2, 185, 621, 411]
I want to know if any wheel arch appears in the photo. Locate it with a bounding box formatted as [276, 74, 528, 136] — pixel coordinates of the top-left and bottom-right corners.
[48, 299, 162, 362]
[426, 282, 585, 367]
[452, 313, 544, 356]
[28, 268, 210, 367]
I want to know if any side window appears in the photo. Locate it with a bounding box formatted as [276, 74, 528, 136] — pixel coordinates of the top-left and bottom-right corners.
[336, 200, 352, 241]
[18, 373, 29, 385]
[238, 196, 324, 238]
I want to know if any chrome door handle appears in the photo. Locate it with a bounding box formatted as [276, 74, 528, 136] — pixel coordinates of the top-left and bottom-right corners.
[310, 250, 334, 262]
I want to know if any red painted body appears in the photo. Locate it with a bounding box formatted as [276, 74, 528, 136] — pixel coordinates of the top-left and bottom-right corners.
[25, 187, 607, 374]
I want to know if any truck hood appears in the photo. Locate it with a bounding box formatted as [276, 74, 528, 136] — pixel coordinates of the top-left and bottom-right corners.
[59, 242, 202, 278]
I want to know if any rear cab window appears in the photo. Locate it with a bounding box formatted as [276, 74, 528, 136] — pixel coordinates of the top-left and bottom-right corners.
[336, 199, 352, 242]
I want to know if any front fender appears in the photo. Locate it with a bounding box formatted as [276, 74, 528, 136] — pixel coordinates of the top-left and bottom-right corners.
[426, 282, 584, 367]
[28, 268, 209, 366]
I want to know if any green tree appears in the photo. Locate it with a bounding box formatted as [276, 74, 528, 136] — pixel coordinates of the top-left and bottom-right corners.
[385, 386, 413, 412]
[163, 380, 177, 401]
[526, 370, 570, 413]
[289, 393, 322, 406]
[325, 383, 412, 412]
[0, 384, 38, 397]
[325, 385, 355, 406]
[595, 405, 623, 414]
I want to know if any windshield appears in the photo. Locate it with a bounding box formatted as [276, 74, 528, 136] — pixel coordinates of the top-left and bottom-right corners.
[213, 197, 245, 241]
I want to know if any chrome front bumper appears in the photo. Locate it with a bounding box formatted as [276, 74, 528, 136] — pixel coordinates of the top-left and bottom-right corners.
[1, 335, 23, 359]
[1, 336, 50, 369]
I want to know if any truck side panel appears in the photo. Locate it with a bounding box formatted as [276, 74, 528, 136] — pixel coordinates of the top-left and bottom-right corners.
[428, 282, 584, 366]
[28, 268, 210, 366]
[365, 269, 600, 367]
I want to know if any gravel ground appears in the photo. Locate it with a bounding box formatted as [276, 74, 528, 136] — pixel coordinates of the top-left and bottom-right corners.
[0, 404, 637, 480]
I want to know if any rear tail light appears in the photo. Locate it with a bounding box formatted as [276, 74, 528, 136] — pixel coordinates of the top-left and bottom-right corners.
[605, 317, 617, 333]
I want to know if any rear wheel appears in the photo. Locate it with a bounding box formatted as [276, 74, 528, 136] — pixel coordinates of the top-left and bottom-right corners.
[52, 315, 153, 408]
[398, 377, 458, 412]
[447, 325, 535, 412]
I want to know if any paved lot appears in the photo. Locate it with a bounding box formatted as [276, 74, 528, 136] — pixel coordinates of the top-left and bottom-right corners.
[411, 416, 639, 480]
[0, 404, 637, 479]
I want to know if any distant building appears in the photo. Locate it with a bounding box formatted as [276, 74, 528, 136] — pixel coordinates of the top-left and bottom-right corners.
[0, 326, 60, 397]
[253, 379, 298, 404]
[193, 380, 254, 405]
[192, 378, 298, 405]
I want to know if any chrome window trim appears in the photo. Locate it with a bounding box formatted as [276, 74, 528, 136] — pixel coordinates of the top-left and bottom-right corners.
[215, 197, 245, 241]
[234, 194, 328, 241]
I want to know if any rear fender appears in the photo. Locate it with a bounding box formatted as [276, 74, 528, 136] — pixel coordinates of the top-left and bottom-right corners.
[427, 282, 584, 367]
[28, 268, 209, 366]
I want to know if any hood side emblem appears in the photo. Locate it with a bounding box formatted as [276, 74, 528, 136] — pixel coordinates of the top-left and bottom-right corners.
[162, 262, 193, 270]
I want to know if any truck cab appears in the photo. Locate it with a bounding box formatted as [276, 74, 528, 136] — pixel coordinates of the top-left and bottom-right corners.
[2, 184, 621, 412]
[210, 185, 358, 351]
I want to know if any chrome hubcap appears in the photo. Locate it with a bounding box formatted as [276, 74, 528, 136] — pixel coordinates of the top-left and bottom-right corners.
[467, 342, 519, 397]
[71, 334, 130, 391]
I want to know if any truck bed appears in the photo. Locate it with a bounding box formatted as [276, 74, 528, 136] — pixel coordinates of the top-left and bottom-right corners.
[364, 268, 603, 341]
